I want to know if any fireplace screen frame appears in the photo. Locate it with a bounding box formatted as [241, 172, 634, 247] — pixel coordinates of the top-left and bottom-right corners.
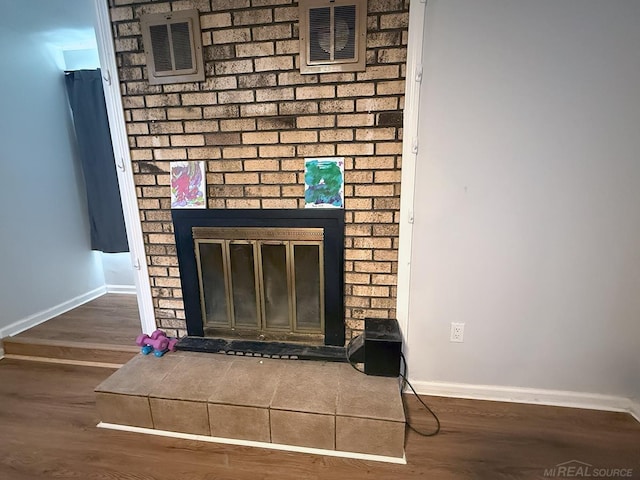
[172, 209, 345, 346]
[193, 227, 326, 342]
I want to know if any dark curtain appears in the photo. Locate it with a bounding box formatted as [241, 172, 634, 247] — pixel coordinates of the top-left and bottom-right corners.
[65, 69, 128, 253]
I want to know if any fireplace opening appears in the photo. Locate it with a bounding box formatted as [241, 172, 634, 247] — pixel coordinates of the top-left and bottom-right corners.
[194, 227, 325, 344]
[172, 209, 345, 349]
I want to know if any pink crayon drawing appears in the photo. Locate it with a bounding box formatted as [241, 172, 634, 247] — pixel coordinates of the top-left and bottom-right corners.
[171, 161, 206, 209]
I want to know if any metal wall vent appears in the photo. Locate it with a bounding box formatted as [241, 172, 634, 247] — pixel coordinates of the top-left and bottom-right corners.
[140, 9, 204, 85]
[299, 0, 367, 74]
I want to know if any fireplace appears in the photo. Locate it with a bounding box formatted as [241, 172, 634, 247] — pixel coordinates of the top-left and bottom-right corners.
[193, 226, 325, 343]
[172, 209, 345, 349]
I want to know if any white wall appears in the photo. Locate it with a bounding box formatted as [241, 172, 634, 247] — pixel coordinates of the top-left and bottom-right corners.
[102, 253, 135, 287]
[63, 48, 101, 71]
[407, 0, 640, 401]
[0, 26, 105, 330]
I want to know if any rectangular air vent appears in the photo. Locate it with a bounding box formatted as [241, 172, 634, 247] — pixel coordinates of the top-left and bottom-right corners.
[140, 9, 204, 85]
[299, 0, 367, 74]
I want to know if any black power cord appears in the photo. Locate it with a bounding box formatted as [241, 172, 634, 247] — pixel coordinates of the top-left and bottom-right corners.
[400, 352, 440, 437]
[345, 337, 440, 437]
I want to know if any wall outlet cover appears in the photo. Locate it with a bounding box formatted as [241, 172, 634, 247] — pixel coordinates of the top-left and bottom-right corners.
[450, 322, 464, 342]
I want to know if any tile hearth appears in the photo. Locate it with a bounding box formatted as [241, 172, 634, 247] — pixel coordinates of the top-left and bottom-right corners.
[95, 351, 405, 459]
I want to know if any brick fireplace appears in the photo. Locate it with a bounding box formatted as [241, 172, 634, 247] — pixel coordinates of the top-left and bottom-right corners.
[109, 0, 408, 341]
[173, 208, 345, 347]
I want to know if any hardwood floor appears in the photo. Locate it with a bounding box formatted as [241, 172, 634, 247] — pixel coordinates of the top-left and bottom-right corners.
[0, 359, 637, 480]
[2, 294, 141, 366]
[12, 294, 141, 345]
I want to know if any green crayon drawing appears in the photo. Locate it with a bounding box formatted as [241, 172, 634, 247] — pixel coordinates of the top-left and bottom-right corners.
[304, 158, 344, 208]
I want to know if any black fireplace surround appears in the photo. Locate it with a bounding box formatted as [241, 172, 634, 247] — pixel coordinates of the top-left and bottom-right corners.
[172, 209, 345, 347]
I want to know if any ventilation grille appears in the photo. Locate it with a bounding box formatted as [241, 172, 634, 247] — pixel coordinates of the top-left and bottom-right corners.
[141, 10, 204, 85]
[300, 0, 366, 74]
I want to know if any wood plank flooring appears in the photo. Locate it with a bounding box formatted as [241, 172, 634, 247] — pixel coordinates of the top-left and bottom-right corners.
[2, 294, 141, 365]
[12, 294, 141, 344]
[0, 359, 637, 480]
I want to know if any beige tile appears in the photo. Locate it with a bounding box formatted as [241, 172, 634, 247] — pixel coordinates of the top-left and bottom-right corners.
[208, 404, 270, 442]
[270, 410, 335, 450]
[150, 353, 235, 402]
[336, 364, 405, 422]
[95, 354, 184, 396]
[270, 361, 339, 415]
[96, 392, 152, 428]
[149, 398, 210, 435]
[208, 356, 284, 408]
[336, 415, 405, 458]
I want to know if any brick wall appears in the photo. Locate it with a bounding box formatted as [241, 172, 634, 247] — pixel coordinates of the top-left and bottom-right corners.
[109, 0, 409, 340]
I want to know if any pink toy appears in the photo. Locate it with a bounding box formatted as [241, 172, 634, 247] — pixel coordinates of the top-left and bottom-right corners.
[135, 329, 178, 357]
[135, 330, 164, 347]
[144, 336, 169, 351]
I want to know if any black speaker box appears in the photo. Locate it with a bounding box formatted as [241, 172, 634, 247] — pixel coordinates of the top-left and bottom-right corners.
[363, 318, 402, 377]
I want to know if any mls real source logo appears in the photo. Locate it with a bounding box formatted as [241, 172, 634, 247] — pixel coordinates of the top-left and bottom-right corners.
[544, 460, 634, 478]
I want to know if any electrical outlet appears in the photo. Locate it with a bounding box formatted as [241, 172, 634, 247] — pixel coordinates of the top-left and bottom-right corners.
[450, 322, 464, 342]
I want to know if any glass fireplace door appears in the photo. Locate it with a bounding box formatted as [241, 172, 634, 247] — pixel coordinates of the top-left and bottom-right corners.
[193, 228, 324, 343]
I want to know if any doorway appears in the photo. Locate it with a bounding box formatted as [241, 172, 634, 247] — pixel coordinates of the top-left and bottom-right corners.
[0, 0, 155, 340]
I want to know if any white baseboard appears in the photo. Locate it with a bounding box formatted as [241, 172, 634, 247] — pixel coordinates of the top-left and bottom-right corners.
[408, 379, 639, 421]
[629, 400, 640, 423]
[105, 284, 137, 294]
[97, 423, 406, 464]
[0, 286, 107, 338]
